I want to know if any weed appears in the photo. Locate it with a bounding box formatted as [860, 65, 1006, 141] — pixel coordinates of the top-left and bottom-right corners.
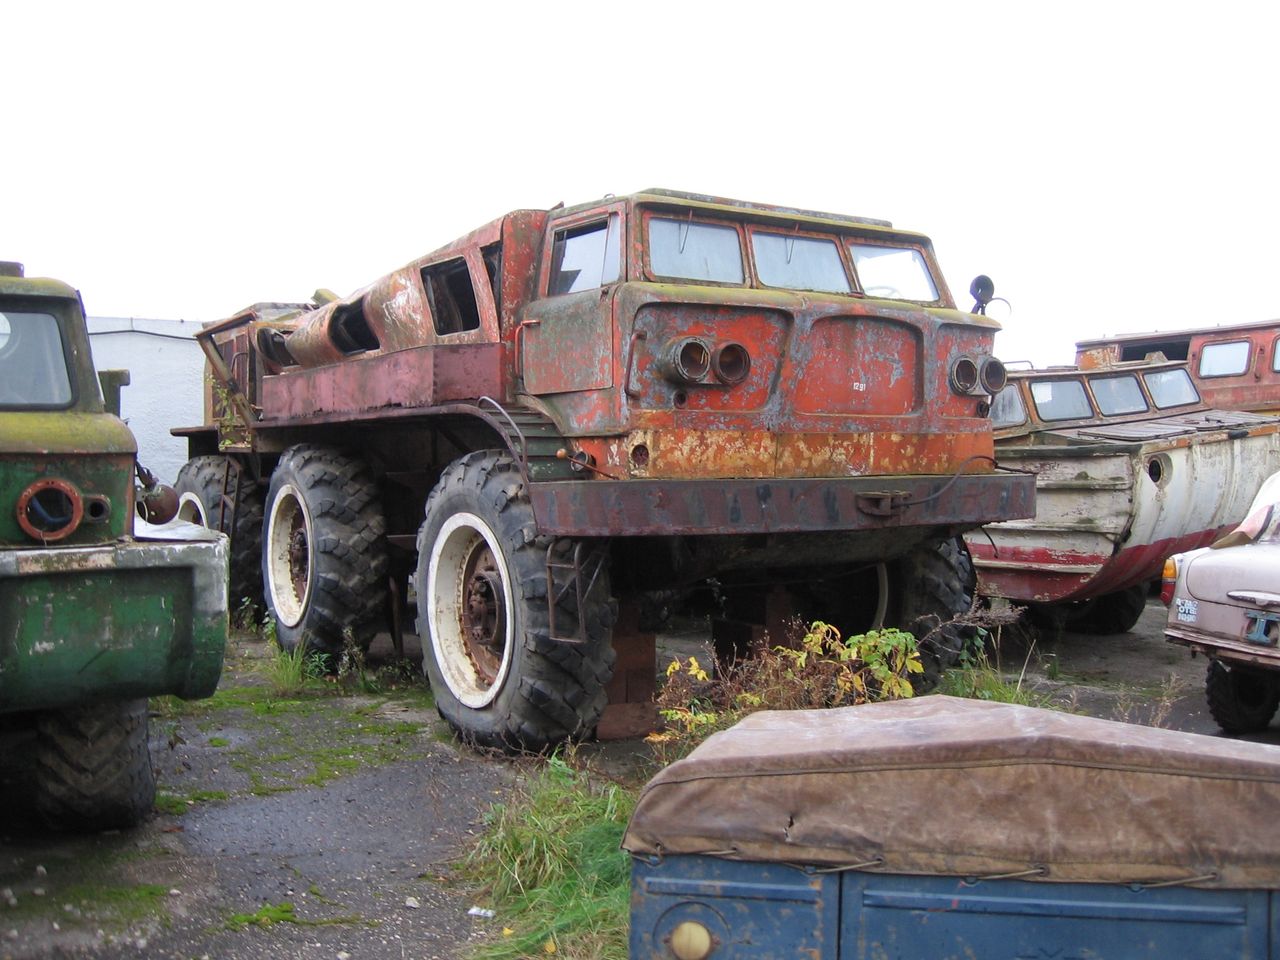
[231, 596, 262, 631]
[939, 622, 1049, 707]
[463, 756, 633, 960]
[208, 736, 230, 747]
[337, 629, 381, 695]
[1111, 673, 1186, 727]
[647, 621, 922, 765]
[259, 642, 328, 697]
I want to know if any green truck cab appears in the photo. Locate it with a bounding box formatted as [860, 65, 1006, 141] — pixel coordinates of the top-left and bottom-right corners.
[0, 261, 228, 830]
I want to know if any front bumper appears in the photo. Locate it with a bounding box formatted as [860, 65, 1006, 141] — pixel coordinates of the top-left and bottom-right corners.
[0, 526, 229, 714]
[528, 472, 1035, 537]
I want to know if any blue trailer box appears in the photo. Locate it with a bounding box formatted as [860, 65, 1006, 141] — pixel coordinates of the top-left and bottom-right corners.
[624, 697, 1280, 959]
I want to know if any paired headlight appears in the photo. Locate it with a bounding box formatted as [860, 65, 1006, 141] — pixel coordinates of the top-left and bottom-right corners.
[660, 337, 751, 386]
[950, 355, 1006, 396]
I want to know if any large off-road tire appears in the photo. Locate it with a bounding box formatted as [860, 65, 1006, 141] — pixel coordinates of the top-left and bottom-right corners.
[1205, 660, 1280, 734]
[262, 445, 388, 656]
[416, 451, 616, 752]
[892, 538, 976, 690]
[175, 454, 265, 610]
[1061, 585, 1149, 635]
[33, 699, 154, 831]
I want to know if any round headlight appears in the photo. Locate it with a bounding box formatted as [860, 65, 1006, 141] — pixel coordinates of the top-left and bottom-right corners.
[661, 337, 712, 384]
[17, 478, 84, 542]
[950, 356, 979, 394]
[980, 357, 1008, 394]
[711, 342, 751, 385]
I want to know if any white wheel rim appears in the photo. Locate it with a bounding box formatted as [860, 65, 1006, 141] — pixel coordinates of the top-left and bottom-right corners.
[176, 492, 209, 526]
[265, 483, 312, 628]
[427, 511, 515, 709]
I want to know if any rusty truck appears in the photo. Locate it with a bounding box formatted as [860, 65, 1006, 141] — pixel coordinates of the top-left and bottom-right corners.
[0, 262, 228, 829]
[173, 188, 1035, 750]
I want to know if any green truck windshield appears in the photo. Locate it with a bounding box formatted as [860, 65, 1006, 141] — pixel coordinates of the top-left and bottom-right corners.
[0, 311, 73, 407]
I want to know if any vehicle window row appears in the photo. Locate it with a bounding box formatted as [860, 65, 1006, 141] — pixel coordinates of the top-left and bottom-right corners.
[545, 212, 940, 301]
[993, 368, 1200, 429]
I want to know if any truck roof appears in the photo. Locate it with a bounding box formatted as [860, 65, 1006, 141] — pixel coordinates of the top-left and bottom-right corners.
[0, 262, 78, 302]
[551, 188, 922, 238]
[1076, 318, 1280, 349]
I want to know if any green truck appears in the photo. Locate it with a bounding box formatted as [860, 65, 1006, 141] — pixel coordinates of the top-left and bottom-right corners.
[0, 261, 228, 830]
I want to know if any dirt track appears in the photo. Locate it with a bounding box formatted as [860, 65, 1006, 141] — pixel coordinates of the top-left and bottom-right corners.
[2, 599, 1277, 959]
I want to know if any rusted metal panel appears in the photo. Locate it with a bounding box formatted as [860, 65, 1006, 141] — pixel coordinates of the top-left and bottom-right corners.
[602, 429, 996, 481]
[970, 418, 1280, 603]
[521, 288, 615, 394]
[792, 316, 921, 415]
[260, 343, 503, 420]
[529, 472, 1034, 537]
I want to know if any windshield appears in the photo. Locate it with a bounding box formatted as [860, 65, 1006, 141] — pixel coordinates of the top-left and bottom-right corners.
[1145, 368, 1200, 408]
[849, 244, 939, 301]
[0, 311, 73, 407]
[1090, 374, 1147, 416]
[751, 232, 851, 293]
[648, 218, 744, 283]
[990, 385, 1027, 429]
[1030, 379, 1093, 421]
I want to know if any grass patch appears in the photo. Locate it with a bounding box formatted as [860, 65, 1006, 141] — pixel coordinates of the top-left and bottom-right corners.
[938, 622, 1052, 707]
[259, 642, 331, 697]
[5, 882, 170, 928]
[208, 736, 230, 747]
[463, 756, 634, 960]
[155, 789, 231, 816]
[224, 900, 367, 930]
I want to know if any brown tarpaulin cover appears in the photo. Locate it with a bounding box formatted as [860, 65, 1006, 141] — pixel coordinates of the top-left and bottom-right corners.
[622, 696, 1280, 888]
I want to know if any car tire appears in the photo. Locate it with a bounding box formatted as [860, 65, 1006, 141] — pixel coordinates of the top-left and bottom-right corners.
[1205, 659, 1280, 734]
[1063, 585, 1149, 635]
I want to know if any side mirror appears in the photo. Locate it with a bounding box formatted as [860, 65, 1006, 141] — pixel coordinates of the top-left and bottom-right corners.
[98, 368, 131, 417]
[970, 275, 995, 315]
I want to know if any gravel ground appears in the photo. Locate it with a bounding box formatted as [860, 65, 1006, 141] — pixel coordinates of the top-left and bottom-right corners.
[0, 632, 514, 960]
[2, 596, 1276, 960]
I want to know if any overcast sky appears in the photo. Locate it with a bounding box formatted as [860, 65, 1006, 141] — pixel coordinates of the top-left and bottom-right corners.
[5, 2, 1276, 366]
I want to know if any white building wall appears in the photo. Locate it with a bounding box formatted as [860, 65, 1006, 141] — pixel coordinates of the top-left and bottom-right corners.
[86, 316, 205, 484]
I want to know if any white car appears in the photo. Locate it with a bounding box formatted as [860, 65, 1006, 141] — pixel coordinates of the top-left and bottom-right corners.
[1163, 471, 1280, 733]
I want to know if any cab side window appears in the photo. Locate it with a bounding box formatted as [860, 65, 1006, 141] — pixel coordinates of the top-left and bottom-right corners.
[548, 215, 621, 295]
[1198, 340, 1250, 377]
[422, 258, 481, 336]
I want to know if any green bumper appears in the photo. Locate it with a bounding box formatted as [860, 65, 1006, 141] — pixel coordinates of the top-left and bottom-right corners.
[0, 522, 229, 713]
